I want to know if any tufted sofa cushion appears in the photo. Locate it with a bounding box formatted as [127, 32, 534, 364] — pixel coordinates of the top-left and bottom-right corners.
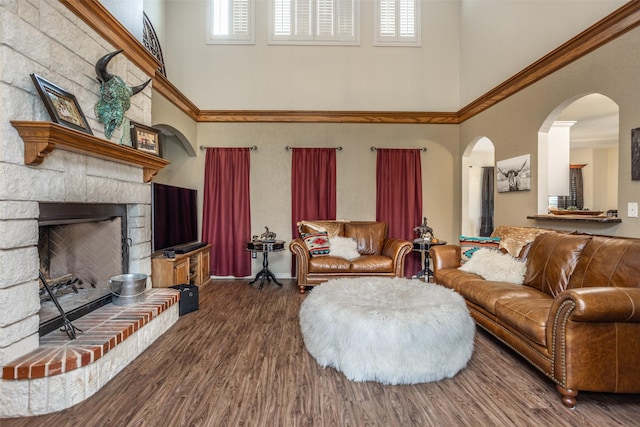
[344, 222, 387, 255]
[523, 232, 592, 297]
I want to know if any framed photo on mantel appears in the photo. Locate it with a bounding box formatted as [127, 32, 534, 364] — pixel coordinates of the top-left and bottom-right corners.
[30, 73, 93, 135]
[130, 122, 161, 157]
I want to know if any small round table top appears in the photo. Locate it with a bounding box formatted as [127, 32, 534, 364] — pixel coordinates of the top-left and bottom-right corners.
[412, 240, 446, 251]
[246, 240, 286, 252]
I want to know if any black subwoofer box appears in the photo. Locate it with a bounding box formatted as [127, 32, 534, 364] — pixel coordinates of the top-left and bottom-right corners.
[169, 284, 199, 315]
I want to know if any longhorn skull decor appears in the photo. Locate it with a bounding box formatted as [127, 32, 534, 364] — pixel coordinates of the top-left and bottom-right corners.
[94, 50, 151, 139]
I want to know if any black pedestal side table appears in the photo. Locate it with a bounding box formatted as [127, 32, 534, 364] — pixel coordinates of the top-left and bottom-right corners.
[412, 240, 447, 282]
[246, 240, 285, 290]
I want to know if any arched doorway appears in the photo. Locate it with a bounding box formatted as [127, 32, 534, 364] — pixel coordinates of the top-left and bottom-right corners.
[537, 94, 619, 214]
[153, 123, 197, 157]
[462, 137, 495, 236]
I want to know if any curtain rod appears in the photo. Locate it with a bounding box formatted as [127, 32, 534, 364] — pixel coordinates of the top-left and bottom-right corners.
[370, 146, 427, 152]
[285, 146, 343, 151]
[199, 145, 258, 151]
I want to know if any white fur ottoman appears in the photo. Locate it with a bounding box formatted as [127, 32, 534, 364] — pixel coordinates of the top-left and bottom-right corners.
[299, 277, 475, 384]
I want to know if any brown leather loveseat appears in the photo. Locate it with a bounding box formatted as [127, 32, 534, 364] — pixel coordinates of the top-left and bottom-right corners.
[431, 228, 640, 408]
[289, 220, 412, 294]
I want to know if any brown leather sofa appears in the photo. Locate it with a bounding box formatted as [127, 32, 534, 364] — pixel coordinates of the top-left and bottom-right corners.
[289, 220, 412, 294]
[431, 229, 640, 408]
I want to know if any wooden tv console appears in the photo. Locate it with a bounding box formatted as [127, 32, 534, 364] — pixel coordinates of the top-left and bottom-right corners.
[151, 244, 212, 288]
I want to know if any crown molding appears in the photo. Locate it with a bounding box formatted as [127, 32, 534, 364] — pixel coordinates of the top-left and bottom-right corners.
[63, 1, 640, 125]
[60, 0, 161, 77]
[153, 73, 200, 122]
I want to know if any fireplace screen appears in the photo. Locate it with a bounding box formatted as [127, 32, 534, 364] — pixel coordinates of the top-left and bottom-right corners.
[38, 203, 128, 335]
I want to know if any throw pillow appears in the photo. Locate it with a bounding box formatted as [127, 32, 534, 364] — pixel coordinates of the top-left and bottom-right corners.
[459, 248, 526, 284]
[302, 232, 330, 256]
[328, 236, 360, 260]
[298, 221, 343, 238]
[459, 236, 501, 264]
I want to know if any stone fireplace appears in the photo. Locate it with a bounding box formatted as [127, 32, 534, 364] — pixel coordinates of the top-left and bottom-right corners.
[0, 0, 176, 418]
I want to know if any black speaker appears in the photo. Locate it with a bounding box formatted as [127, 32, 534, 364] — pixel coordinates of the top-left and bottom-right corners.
[169, 284, 199, 315]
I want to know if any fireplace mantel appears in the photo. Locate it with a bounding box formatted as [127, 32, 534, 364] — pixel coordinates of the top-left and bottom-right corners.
[11, 121, 169, 182]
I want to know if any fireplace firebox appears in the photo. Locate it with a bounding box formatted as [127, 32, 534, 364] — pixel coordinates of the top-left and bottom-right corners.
[38, 203, 129, 336]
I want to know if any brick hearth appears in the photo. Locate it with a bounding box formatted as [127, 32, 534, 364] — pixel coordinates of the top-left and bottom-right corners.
[0, 289, 180, 417]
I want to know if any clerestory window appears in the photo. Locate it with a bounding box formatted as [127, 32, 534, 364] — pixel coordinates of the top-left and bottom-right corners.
[207, 0, 255, 44]
[374, 0, 421, 46]
[269, 0, 359, 45]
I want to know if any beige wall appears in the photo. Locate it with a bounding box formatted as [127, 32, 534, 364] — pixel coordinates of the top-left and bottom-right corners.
[151, 120, 460, 277]
[459, 0, 626, 105]
[163, 0, 461, 111]
[160, 0, 623, 111]
[460, 25, 640, 237]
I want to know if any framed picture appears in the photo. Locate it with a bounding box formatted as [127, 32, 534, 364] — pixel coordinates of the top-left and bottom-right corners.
[30, 73, 93, 135]
[130, 122, 161, 156]
[632, 128, 640, 180]
[497, 154, 531, 192]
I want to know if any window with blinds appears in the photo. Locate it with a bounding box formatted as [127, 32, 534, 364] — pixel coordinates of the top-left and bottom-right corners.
[207, 0, 255, 44]
[375, 0, 420, 46]
[269, 0, 359, 45]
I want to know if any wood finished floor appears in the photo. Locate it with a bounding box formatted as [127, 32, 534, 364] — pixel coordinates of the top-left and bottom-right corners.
[4, 279, 640, 426]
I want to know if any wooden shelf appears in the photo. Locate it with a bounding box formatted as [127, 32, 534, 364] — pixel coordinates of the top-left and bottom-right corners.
[11, 121, 169, 182]
[527, 214, 621, 223]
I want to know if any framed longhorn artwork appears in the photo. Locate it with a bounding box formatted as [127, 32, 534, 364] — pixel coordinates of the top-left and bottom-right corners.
[497, 154, 531, 192]
[30, 73, 93, 135]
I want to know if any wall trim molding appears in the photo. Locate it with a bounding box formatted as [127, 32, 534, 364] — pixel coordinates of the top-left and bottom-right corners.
[196, 110, 459, 124]
[152, 74, 200, 121]
[63, 1, 640, 125]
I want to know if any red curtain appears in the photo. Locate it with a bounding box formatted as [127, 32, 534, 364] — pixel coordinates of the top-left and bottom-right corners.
[376, 149, 423, 277]
[202, 147, 251, 277]
[291, 148, 337, 274]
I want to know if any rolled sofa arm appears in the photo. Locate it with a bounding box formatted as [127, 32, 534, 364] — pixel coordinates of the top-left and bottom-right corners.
[289, 238, 310, 284]
[382, 238, 413, 261]
[552, 287, 640, 323]
[382, 238, 413, 278]
[289, 238, 310, 260]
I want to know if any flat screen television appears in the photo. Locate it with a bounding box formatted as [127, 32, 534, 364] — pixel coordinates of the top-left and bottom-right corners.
[151, 183, 199, 253]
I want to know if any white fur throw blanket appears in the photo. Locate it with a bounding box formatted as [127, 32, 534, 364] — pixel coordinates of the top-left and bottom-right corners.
[299, 277, 475, 384]
[328, 235, 360, 260]
[459, 248, 526, 284]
